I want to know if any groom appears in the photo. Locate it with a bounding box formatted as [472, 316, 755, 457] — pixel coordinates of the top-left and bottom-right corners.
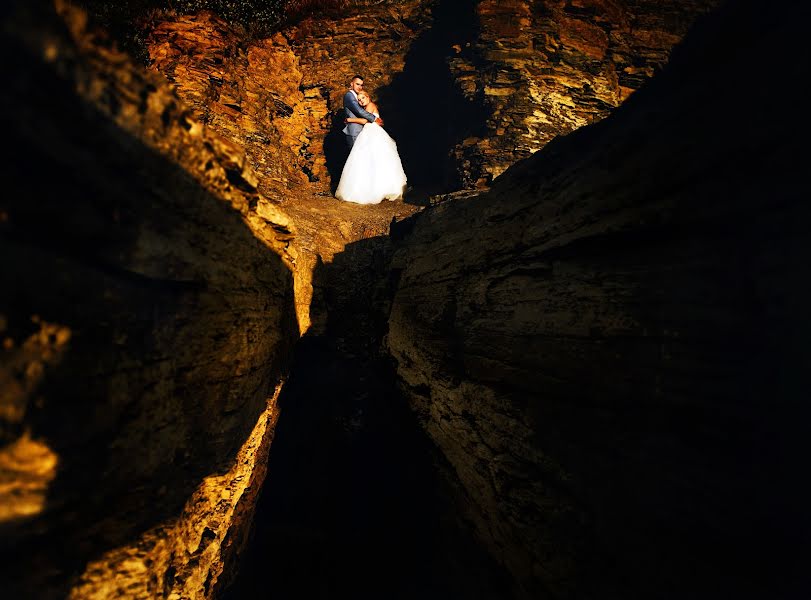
[342, 74, 382, 149]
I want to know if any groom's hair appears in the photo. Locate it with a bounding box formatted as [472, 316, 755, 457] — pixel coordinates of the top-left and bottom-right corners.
[351, 74, 364, 82]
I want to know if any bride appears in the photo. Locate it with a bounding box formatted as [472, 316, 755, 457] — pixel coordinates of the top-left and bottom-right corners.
[335, 91, 407, 204]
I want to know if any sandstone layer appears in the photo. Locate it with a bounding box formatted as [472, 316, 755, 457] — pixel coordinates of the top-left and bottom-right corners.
[386, 2, 808, 598]
[1, 2, 297, 597]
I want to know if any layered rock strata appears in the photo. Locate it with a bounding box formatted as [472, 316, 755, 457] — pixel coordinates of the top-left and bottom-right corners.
[449, 0, 720, 187]
[145, 2, 431, 192]
[1, 1, 297, 597]
[386, 2, 808, 598]
[141, 0, 715, 195]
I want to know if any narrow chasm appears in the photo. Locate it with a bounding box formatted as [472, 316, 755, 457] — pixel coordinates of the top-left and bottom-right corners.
[225, 236, 513, 599]
[3, 1, 808, 599]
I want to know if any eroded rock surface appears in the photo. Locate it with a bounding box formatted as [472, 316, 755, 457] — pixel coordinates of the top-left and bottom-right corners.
[386, 2, 808, 598]
[449, 0, 720, 186]
[1, 2, 297, 597]
[142, 0, 715, 194]
[145, 2, 431, 193]
[2, 0, 795, 598]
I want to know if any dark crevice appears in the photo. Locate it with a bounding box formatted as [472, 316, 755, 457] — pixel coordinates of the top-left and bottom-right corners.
[378, 0, 487, 195]
[224, 235, 515, 600]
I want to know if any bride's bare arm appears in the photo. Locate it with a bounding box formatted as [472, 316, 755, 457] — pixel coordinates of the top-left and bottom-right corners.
[345, 117, 368, 124]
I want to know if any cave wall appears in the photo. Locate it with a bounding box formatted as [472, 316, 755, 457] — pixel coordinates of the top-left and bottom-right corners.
[386, 1, 808, 598]
[1, 1, 298, 597]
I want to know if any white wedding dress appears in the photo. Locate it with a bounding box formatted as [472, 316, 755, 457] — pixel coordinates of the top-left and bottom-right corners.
[335, 113, 407, 204]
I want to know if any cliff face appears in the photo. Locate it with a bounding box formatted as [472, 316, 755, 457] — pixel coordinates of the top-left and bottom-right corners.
[141, 0, 716, 194]
[386, 2, 808, 598]
[144, 2, 432, 194]
[449, 0, 721, 186]
[0, 2, 297, 597]
[142, 5, 431, 333]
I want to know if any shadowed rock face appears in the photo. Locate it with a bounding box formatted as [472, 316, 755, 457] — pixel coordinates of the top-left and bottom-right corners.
[386, 1, 808, 598]
[0, 2, 297, 598]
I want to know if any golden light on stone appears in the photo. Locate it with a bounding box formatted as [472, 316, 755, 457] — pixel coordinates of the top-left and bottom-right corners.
[3, 0, 746, 597]
[0, 432, 59, 523]
[0, 317, 72, 422]
[0, 317, 71, 522]
[69, 385, 284, 599]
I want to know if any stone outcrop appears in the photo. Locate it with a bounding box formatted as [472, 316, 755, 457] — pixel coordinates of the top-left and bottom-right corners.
[449, 0, 720, 187]
[386, 1, 808, 598]
[0, 1, 297, 597]
[143, 4, 428, 332]
[144, 2, 431, 193]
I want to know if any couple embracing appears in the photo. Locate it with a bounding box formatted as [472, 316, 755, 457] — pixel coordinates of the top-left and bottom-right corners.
[335, 75, 408, 205]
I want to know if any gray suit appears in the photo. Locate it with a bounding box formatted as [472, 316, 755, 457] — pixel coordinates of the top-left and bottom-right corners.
[342, 90, 378, 149]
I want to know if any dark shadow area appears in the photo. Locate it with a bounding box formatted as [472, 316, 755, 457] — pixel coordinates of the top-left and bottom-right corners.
[1, 8, 296, 597]
[323, 110, 351, 194]
[376, 0, 488, 195]
[374, 1, 811, 598]
[224, 236, 515, 600]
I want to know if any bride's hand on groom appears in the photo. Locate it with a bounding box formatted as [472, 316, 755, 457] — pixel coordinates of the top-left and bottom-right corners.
[375, 117, 384, 126]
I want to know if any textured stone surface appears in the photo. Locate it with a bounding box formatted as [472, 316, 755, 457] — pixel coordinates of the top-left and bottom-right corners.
[3, 0, 800, 598]
[386, 2, 808, 598]
[141, 0, 715, 195]
[146, 12, 312, 192]
[145, 2, 430, 193]
[448, 0, 720, 187]
[142, 4, 428, 333]
[0, 2, 297, 598]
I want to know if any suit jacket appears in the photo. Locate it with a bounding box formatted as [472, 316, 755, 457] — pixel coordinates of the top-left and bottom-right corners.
[342, 90, 378, 137]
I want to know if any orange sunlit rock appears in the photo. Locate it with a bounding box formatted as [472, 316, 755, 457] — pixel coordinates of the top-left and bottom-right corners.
[69, 386, 282, 599]
[0, 433, 59, 522]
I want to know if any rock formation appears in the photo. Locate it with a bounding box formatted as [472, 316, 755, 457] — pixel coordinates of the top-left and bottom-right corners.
[1, 1, 297, 597]
[448, 0, 721, 186]
[144, 2, 432, 193]
[386, 1, 808, 598]
[141, 0, 717, 194]
[3, 0, 793, 599]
